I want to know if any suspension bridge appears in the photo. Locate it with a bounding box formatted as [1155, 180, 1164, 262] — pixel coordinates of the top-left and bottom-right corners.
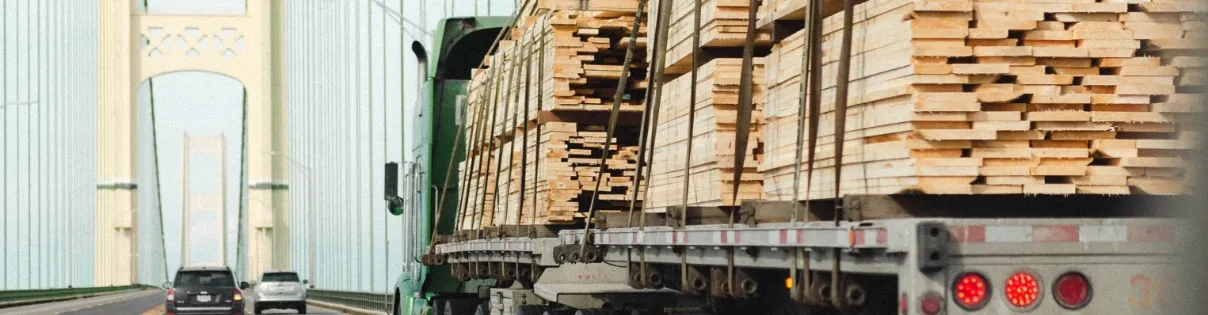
[0, 0, 514, 314]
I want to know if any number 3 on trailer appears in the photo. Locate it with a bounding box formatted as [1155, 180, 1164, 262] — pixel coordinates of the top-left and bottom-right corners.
[1129, 273, 1175, 310]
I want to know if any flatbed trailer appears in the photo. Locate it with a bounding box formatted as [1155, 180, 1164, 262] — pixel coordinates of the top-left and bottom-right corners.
[429, 197, 1183, 314]
[381, 1, 1196, 314]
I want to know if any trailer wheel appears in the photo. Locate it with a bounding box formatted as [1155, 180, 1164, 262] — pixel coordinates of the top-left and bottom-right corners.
[443, 299, 478, 315]
[429, 298, 444, 315]
[474, 300, 489, 315]
[515, 305, 549, 315]
[573, 308, 608, 315]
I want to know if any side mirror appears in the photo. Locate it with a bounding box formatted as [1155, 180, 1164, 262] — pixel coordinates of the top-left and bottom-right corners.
[240, 282, 250, 290]
[385, 162, 399, 197]
[302, 279, 309, 285]
[161, 282, 172, 290]
[385, 163, 404, 215]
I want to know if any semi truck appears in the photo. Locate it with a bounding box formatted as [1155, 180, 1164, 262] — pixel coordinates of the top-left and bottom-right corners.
[381, 11, 1187, 315]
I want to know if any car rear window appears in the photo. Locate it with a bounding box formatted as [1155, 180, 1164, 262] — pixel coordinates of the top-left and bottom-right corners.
[175, 271, 236, 287]
[262, 272, 300, 282]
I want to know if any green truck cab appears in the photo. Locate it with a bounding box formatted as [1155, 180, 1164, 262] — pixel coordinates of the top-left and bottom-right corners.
[388, 16, 508, 315]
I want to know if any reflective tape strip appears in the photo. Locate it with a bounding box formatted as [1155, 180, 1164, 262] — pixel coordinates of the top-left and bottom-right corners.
[590, 227, 888, 248]
[950, 224, 1175, 244]
[1128, 224, 1174, 242]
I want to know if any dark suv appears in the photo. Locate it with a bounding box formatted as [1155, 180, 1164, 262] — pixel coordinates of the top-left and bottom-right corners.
[164, 266, 249, 315]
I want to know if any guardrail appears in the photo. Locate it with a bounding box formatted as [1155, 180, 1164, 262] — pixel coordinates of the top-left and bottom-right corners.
[0, 285, 152, 308]
[307, 289, 394, 313]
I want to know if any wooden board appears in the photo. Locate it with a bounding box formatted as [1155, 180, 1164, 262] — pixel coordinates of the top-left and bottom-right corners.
[758, 0, 1200, 201]
[646, 58, 768, 213]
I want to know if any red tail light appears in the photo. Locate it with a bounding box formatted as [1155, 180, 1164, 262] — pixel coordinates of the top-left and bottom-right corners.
[1054, 272, 1091, 309]
[233, 289, 244, 301]
[919, 292, 943, 315]
[166, 288, 175, 302]
[953, 272, 989, 310]
[1005, 272, 1041, 308]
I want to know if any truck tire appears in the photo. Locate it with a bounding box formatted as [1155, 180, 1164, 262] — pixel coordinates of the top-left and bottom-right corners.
[473, 300, 489, 315]
[574, 309, 608, 315]
[515, 305, 549, 315]
[444, 299, 478, 315]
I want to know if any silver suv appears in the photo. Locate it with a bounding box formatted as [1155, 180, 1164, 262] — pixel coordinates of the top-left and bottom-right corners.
[252, 270, 308, 314]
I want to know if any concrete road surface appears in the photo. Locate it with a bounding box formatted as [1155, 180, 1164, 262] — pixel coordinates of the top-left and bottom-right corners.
[0, 288, 345, 315]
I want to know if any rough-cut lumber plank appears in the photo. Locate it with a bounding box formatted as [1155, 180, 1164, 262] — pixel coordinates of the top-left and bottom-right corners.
[756, 0, 1199, 200]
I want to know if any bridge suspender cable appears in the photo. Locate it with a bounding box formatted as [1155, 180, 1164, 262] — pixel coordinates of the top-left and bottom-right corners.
[148, 79, 170, 284]
[236, 87, 249, 280]
[144, 0, 171, 286]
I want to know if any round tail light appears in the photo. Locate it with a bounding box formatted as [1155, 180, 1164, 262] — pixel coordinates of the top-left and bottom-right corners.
[1005, 272, 1041, 308]
[920, 292, 943, 315]
[1054, 272, 1092, 309]
[953, 272, 990, 310]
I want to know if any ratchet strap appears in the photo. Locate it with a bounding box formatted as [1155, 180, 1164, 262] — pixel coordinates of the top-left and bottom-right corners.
[578, 0, 650, 260]
[628, 0, 674, 288]
[678, 0, 706, 291]
[472, 52, 509, 235]
[454, 63, 495, 238]
[828, 0, 858, 308]
[530, 13, 550, 282]
[499, 39, 527, 237]
[730, 0, 760, 224]
[488, 46, 521, 236]
[516, 30, 535, 236]
[530, 13, 548, 238]
[790, 0, 825, 302]
[445, 2, 532, 245]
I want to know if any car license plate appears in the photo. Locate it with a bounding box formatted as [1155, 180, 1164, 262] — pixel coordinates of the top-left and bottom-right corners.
[197, 295, 211, 302]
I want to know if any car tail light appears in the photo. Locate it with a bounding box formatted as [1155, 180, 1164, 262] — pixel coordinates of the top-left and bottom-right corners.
[919, 292, 943, 315]
[233, 289, 243, 301]
[953, 272, 989, 310]
[1054, 272, 1091, 309]
[166, 288, 175, 302]
[1005, 272, 1041, 308]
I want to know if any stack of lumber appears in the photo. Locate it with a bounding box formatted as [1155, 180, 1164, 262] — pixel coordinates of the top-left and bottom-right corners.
[485, 122, 642, 227]
[457, 150, 499, 231]
[646, 58, 767, 212]
[650, 0, 773, 74]
[524, 8, 649, 116]
[760, 0, 1204, 200]
[458, 2, 651, 231]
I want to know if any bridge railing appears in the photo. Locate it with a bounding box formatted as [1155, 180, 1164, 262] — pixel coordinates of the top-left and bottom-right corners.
[307, 289, 394, 313]
[0, 285, 153, 308]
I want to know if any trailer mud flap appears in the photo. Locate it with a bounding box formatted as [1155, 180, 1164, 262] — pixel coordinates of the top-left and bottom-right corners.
[916, 222, 949, 273]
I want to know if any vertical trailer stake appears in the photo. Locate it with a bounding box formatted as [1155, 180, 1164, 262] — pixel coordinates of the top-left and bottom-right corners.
[477, 262, 490, 279]
[500, 262, 514, 281]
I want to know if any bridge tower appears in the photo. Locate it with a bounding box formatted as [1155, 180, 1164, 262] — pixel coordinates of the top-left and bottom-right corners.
[97, 0, 289, 284]
[180, 134, 227, 267]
